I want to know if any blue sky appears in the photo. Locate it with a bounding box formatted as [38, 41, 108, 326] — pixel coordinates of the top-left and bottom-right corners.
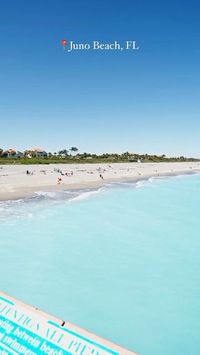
[0, 0, 200, 156]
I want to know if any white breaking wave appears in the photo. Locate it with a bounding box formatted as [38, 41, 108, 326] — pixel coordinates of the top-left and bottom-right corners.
[35, 190, 75, 199]
[35, 191, 59, 199]
[0, 187, 106, 221]
[68, 187, 105, 202]
[1, 174, 190, 221]
[135, 180, 150, 188]
[0, 199, 34, 221]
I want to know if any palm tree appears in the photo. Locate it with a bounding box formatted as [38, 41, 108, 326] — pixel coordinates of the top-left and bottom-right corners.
[70, 147, 78, 156]
[58, 149, 69, 156]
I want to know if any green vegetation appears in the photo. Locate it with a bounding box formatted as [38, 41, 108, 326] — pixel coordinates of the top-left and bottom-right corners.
[0, 149, 199, 165]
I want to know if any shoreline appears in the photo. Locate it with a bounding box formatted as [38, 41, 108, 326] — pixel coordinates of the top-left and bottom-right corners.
[0, 162, 200, 202]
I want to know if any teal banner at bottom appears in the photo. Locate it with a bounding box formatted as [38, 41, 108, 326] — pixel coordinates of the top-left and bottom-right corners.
[0, 294, 126, 355]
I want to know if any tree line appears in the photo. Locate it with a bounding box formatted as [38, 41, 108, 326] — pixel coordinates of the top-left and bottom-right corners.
[0, 146, 199, 163]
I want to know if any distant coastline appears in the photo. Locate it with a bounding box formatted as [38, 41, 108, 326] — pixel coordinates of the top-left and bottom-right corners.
[0, 162, 200, 202]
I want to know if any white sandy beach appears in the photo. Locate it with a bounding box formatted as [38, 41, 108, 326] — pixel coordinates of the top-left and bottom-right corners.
[0, 162, 200, 201]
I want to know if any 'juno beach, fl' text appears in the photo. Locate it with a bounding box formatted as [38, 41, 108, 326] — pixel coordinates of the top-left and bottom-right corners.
[66, 40, 139, 52]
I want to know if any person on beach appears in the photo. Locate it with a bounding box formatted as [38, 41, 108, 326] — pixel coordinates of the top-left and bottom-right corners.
[57, 177, 62, 184]
[100, 174, 104, 180]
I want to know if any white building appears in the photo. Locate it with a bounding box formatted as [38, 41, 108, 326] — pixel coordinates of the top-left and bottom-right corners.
[25, 148, 48, 158]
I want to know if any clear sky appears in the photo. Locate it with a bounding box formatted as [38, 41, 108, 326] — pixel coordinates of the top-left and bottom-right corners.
[0, 0, 200, 156]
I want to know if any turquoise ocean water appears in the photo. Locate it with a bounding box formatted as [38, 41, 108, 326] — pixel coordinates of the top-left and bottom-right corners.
[0, 173, 200, 354]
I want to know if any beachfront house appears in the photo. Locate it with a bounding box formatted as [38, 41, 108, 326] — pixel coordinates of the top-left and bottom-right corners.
[24, 148, 48, 158]
[1, 149, 24, 158]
